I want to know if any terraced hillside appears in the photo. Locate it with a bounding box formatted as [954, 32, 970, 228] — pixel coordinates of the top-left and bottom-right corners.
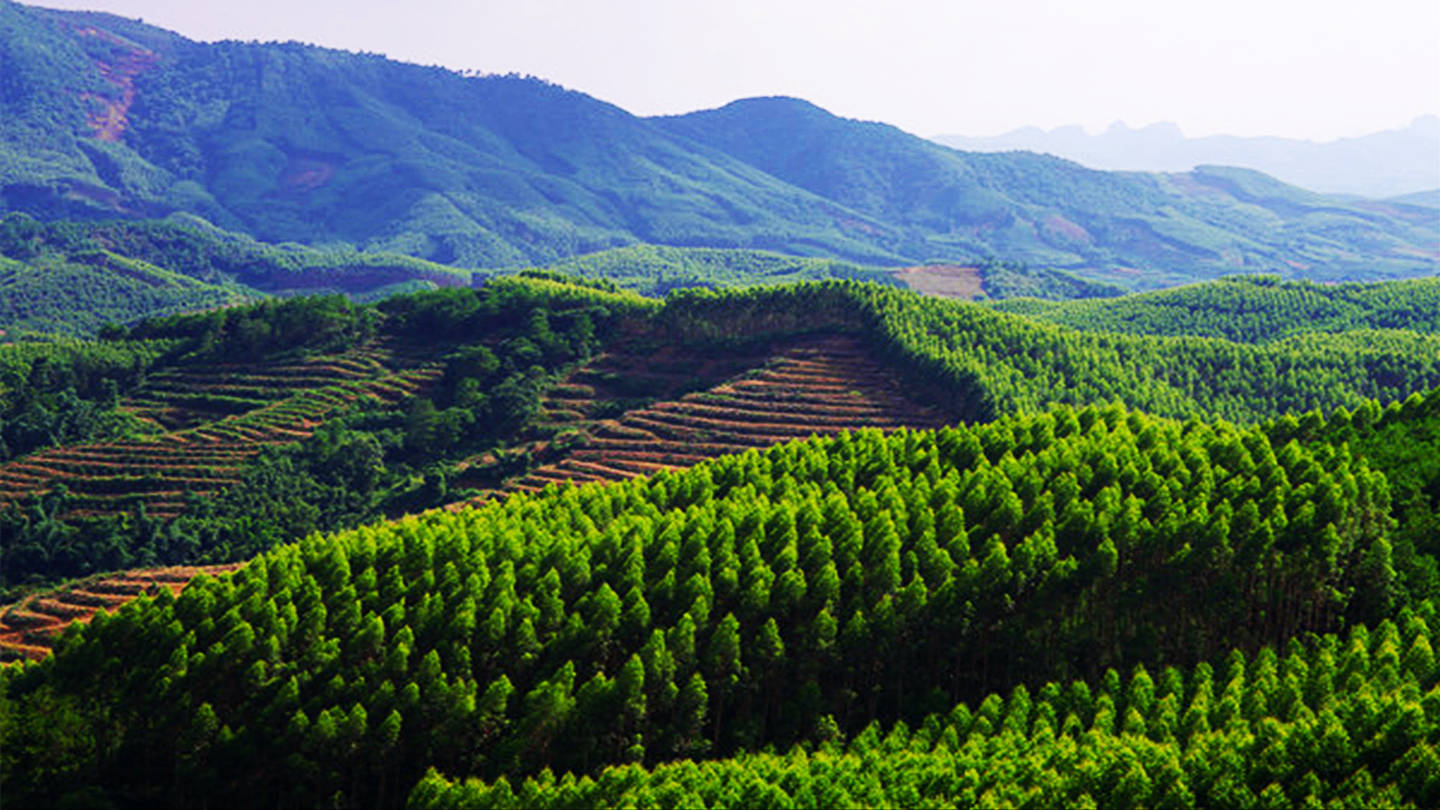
[0, 341, 440, 520]
[123, 339, 423, 430]
[458, 334, 950, 501]
[1, 336, 946, 661]
[0, 563, 243, 662]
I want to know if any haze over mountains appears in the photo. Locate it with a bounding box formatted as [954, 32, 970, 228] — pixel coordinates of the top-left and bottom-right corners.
[933, 116, 1440, 200]
[0, 1, 1436, 292]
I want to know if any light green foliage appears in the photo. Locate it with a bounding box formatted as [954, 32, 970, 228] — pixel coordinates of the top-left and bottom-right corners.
[4, 399, 1435, 807]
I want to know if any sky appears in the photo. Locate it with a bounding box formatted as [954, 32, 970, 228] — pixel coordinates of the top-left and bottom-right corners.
[32, 0, 1440, 142]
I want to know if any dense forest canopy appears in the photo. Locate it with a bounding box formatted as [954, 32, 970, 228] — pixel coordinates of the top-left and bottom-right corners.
[4, 276, 1440, 601]
[5, 390, 1440, 807]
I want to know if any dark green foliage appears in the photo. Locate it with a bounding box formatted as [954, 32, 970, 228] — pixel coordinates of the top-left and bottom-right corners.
[1271, 389, 1440, 613]
[0, 277, 644, 594]
[1, 401, 1428, 807]
[0, 337, 172, 459]
[124, 293, 378, 361]
[411, 608, 1440, 808]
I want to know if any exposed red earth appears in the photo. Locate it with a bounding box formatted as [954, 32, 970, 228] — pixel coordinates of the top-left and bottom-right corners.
[0, 563, 244, 661]
[71, 25, 159, 143]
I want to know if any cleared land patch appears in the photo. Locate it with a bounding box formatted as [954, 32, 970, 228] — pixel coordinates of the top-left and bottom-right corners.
[0, 563, 244, 662]
[892, 264, 985, 299]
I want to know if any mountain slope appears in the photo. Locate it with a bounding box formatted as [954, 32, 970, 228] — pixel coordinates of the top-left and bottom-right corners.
[654, 97, 1439, 287]
[0, 3, 900, 266]
[0, 3, 1434, 287]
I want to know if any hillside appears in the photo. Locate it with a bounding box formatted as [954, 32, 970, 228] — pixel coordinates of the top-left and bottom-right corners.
[5, 394, 1440, 807]
[0, 215, 474, 334]
[990, 275, 1440, 342]
[5, 276, 1440, 606]
[1, 216, 1127, 336]
[0, 3, 1434, 287]
[2, 277, 1440, 806]
[653, 98, 1439, 287]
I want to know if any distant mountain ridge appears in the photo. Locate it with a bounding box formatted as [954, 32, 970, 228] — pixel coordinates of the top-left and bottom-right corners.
[0, 1, 1435, 290]
[933, 117, 1440, 199]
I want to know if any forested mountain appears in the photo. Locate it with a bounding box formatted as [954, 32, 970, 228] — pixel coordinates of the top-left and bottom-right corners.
[0, 2, 1434, 287]
[653, 98, 1439, 286]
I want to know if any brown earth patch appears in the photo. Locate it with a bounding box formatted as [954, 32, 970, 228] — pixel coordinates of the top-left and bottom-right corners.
[280, 153, 340, 193]
[892, 264, 985, 299]
[71, 26, 159, 143]
[0, 563, 246, 662]
[1041, 214, 1093, 244]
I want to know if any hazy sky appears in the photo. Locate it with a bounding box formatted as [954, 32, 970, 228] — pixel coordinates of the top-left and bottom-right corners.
[33, 0, 1440, 141]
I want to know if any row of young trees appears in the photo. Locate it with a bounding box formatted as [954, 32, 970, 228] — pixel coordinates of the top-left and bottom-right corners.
[994, 275, 1440, 344]
[2, 398, 1430, 807]
[412, 606, 1440, 809]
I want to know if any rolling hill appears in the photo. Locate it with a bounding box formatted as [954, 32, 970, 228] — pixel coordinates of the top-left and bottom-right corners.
[0, 1, 1434, 290]
[0, 215, 475, 334]
[3, 277, 1440, 807]
[6, 391, 1440, 808]
[5, 275, 1440, 609]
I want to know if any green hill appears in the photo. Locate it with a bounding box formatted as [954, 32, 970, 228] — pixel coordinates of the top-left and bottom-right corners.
[0, 3, 1433, 286]
[0, 214, 476, 334]
[514, 245, 899, 297]
[3, 277, 1440, 807]
[990, 275, 1440, 342]
[6, 395, 1440, 807]
[4, 276, 1440, 599]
